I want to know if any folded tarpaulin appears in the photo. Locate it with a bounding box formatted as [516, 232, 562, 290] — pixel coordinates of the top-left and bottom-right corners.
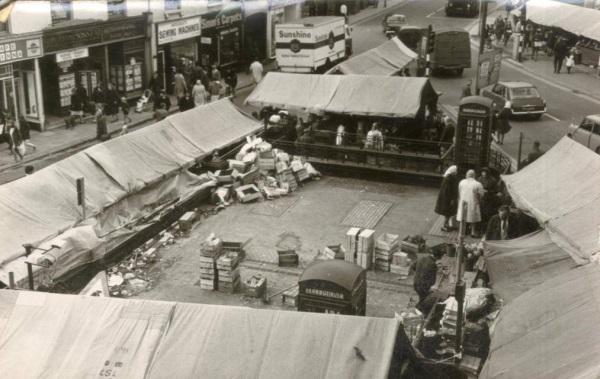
[501, 137, 600, 264]
[526, 0, 600, 42]
[245, 72, 438, 118]
[480, 264, 600, 379]
[327, 37, 417, 76]
[483, 229, 578, 304]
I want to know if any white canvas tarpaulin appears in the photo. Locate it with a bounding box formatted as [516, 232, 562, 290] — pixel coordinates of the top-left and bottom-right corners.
[245, 73, 438, 118]
[0, 291, 402, 379]
[0, 99, 262, 286]
[327, 37, 417, 76]
[501, 137, 600, 264]
[526, 0, 600, 42]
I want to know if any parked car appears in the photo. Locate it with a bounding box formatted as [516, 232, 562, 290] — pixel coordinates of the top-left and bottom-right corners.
[382, 14, 407, 35]
[569, 114, 600, 154]
[445, 0, 479, 17]
[481, 81, 546, 119]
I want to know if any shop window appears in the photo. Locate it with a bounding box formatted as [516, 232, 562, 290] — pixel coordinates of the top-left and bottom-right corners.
[108, 0, 126, 18]
[219, 29, 240, 66]
[51, 0, 72, 25]
[0, 22, 7, 33]
[164, 0, 181, 11]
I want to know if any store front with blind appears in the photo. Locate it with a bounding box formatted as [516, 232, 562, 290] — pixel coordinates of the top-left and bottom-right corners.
[200, 7, 243, 70]
[156, 16, 202, 95]
[41, 15, 150, 117]
[0, 34, 44, 129]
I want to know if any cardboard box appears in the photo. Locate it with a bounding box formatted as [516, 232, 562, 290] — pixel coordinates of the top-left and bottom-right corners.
[235, 184, 263, 203]
[178, 211, 197, 232]
[346, 227, 361, 262]
[392, 252, 409, 266]
[358, 229, 375, 254]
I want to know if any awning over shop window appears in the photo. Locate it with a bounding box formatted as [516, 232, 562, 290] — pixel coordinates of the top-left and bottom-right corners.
[526, 0, 600, 42]
[326, 37, 417, 76]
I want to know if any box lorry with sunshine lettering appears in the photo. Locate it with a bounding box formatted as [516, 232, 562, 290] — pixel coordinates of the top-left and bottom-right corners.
[275, 16, 352, 73]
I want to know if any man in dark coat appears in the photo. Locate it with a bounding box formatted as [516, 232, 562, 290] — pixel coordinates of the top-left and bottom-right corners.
[153, 90, 171, 112]
[553, 37, 569, 74]
[460, 79, 472, 99]
[413, 248, 445, 310]
[485, 205, 519, 241]
[435, 165, 458, 232]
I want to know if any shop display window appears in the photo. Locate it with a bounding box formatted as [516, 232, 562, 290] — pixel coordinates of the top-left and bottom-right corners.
[219, 29, 240, 66]
[108, 41, 145, 97]
[58, 73, 75, 107]
[170, 42, 196, 85]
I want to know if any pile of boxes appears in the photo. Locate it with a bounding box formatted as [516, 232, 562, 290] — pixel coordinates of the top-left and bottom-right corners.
[217, 252, 241, 294]
[200, 234, 242, 293]
[374, 233, 399, 272]
[345, 227, 376, 269]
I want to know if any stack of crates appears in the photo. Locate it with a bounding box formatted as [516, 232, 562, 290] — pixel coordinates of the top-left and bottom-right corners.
[199, 236, 223, 291]
[390, 251, 412, 276]
[375, 233, 399, 272]
[276, 168, 298, 191]
[217, 252, 240, 294]
[345, 227, 361, 262]
[356, 229, 375, 269]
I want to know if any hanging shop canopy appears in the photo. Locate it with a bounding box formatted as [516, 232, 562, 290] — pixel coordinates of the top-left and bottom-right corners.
[501, 137, 600, 264]
[245, 72, 438, 118]
[483, 229, 579, 304]
[0, 100, 262, 285]
[526, 0, 600, 42]
[326, 37, 417, 76]
[480, 264, 600, 379]
[0, 291, 403, 379]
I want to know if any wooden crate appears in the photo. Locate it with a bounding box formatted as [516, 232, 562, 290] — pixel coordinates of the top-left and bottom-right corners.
[201, 239, 223, 258]
[376, 233, 399, 251]
[217, 277, 240, 294]
[214, 169, 238, 184]
[346, 227, 361, 262]
[278, 249, 299, 267]
[390, 264, 410, 275]
[217, 252, 239, 271]
[459, 355, 481, 376]
[178, 211, 197, 232]
[235, 184, 263, 203]
[245, 275, 267, 298]
[282, 286, 299, 307]
[200, 278, 217, 291]
[357, 229, 375, 254]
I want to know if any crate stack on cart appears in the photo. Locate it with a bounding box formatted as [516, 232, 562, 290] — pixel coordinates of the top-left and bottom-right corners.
[199, 235, 223, 291]
[374, 233, 399, 272]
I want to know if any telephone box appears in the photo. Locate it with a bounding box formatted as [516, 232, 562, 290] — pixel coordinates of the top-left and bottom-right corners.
[455, 96, 494, 174]
[298, 260, 367, 316]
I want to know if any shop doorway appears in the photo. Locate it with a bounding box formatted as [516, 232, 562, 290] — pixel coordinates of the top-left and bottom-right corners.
[157, 50, 166, 91]
[0, 77, 22, 120]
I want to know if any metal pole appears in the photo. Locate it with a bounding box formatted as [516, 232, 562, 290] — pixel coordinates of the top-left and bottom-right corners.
[11, 67, 19, 127]
[455, 280, 466, 359]
[8, 272, 15, 289]
[517, 132, 523, 171]
[476, 1, 489, 96]
[456, 202, 467, 281]
[23, 243, 34, 290]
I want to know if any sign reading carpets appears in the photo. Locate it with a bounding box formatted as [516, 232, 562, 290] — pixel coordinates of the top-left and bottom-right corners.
[157, 16, 202, 45]
[0, 37, 43, 64]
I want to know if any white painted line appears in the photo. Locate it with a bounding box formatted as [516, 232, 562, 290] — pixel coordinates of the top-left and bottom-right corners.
[544, 113, 561, 122]
[426, 6, 445, 17]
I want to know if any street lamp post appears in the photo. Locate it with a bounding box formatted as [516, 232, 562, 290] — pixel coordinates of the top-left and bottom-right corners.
[476, 0, 493, 95]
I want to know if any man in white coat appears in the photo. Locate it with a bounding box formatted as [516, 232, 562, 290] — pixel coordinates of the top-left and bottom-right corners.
[456, 169, 485, 238]
[249, 57, 264, 85]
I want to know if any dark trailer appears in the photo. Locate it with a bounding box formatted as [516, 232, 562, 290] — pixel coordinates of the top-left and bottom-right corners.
[298, 260, 367, 316]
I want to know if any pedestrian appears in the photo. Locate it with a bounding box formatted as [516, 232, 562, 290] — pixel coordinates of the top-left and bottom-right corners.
[495, 101, 512, 145]
[200, 66, 210, 90]
[153, 90, 171, 112]
[553, 37, 568, 74]
[178, 91, 195, 112]
[485, 205, 519, 241]
[403, 68, 411, 77]
[439, 116, 455, 155]
[461, 79, 473, 99]
[76, 83, 89, 115]
[105, 82, 120, 123]
[412, 248, 445, 312]
[95, 104, 107, 140]
[224, 69, 238, 98]
[153, 103, 168, 121]
[457, 169, 485, 238]
[477, 167, 498, 228]
[435, 165, 458, 232]
[70, 87, 84, 124]
[91, 82, 106, 121]
[249, 57, 264, 85]
[502, 22, 511, 47]
[531, 29, 542, 61]
[191, 80, 207, 107]
[208, 79, 223, 103]
[120, 97, 132, 123]
[365, 123, 383, 149]
[189, 61, 203, 88]
[521, 140, 545, 167]
[210, 64, 221, 81]
[173, 69, 187, 100]
[8, 122, 24, 162]
[148, 72, 162, 100]
[336, 124, 346, 146]
[18, 114, 36, 153]
[565, 52, 575, 74]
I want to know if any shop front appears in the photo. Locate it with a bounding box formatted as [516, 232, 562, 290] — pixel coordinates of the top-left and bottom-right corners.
[200, 6, 243, 70]
[42, 15, 150, 117]
[268, 0, 304, 59]
[156, 16, 202, 94]
[0, 34, 44, 129]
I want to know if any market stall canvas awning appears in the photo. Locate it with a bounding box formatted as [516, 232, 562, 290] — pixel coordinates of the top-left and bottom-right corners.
[526, 0, 600, 42]
[326, 37, 417, 76]
[245, 72, 438, 118]
[484, 229, 579, 303]
[501, 137, 600, 264]
[480, 264, 600, 379]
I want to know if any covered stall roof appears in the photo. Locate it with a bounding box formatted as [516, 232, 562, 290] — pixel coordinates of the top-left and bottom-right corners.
[326, 37, 417, 76]
[0, 100, 262, 283]
[299, 260, 365, 291]
[245, 72, 438, 118]
[483, 229, 579, 303]
[526, 0, 600, 42]
[0, 291, 402, 379]
[480, 264, 600, 379]
[501, 137, 600, 264]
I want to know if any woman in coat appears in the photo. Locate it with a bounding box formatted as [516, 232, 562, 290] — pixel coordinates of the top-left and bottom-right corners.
[495, 101, 512, 145]
[191, 80, 206, 107]
[173, 70, 187, 101]
[435, 165, 458, 232]
[104, 82, 120, 122]
[477, 167, 498, 228]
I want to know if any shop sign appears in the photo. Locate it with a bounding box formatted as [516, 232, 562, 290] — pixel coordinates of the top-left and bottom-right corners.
[0, 37, 43, 64]
[157, 16, 202, 45]
[56, 48, 89, 63]
[43, 17, 147, 54]
[304, 288, 345, 300]
[270, 0, 303, 10]
[201, 37, 212, 45]
[201, 10, 243, 32]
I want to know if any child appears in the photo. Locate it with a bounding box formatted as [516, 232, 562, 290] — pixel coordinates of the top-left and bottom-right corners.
[120, 97, 132, 123]
[120, 124, 129, 136]
[565, 52, 575, 74]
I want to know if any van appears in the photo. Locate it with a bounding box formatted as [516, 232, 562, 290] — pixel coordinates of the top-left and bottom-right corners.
[569, 114, 600, 154]
[430, 27, 471, 75]
[445, 0, 479, 17]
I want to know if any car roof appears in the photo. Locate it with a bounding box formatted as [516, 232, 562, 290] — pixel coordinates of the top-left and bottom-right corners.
[498, 81, 536, 89]
[387, 14, 406, 20]
[585, 114, 600, 123]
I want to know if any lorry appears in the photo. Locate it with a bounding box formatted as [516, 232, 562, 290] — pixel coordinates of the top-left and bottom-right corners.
[429, 27, 471, 76]
[275, 16, 352, 73]
[569, 114, 600, 154]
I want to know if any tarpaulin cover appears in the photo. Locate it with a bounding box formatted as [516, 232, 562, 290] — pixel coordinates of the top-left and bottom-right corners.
[0, 99, 261, 284]
[245, 72, 438, 118]
[327, 37, 417, 76]
[0, 291, 402, 379]
[480, 264, 600, 379]
[501, 137, 600, 264]
[483, 229, 578, 303]
[526, 0, 600, 42]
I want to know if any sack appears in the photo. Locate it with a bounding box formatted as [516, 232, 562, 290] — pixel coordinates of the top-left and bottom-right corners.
[16, 142, 26, 156]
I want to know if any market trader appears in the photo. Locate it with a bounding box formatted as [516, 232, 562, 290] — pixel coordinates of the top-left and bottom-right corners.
[413, 248, 445, 312]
